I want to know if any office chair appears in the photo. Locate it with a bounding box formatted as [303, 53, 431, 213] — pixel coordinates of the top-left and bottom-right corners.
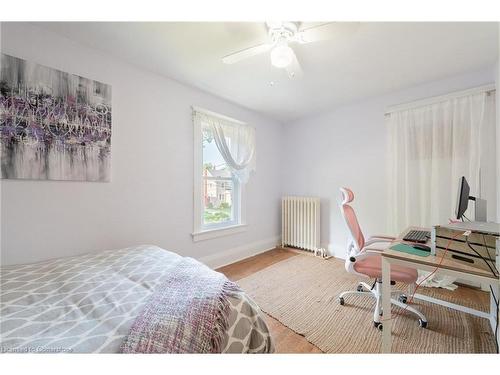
[338, 187, 428, 330]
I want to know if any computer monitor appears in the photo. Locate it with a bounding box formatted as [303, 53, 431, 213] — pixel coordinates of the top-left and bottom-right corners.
[455, 176, 470, 220]
[455, 176, 487, 221]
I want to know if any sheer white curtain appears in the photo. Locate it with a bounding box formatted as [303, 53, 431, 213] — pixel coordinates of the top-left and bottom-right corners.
[387, 89, 496, 234]
[194, 109, 256, 183]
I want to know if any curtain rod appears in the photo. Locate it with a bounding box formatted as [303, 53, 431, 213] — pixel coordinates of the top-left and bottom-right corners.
[191, 105, 246, 125]
[384, 84, 496, 116]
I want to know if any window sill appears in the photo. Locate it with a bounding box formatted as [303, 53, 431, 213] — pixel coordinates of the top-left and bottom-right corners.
[192, 224, 247, 242]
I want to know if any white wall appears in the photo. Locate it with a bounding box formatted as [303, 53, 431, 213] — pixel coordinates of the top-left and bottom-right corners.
[282, 68, 497, 259]
[2, 22, 497, 267]
[0, 23, 283, 266]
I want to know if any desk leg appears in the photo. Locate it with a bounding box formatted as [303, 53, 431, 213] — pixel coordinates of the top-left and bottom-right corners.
[490, 282, 499, 349]
[381, 256, 392, 353]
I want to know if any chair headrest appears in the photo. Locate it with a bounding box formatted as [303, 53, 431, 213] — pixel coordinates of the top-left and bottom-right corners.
[340, 187, 355, 204]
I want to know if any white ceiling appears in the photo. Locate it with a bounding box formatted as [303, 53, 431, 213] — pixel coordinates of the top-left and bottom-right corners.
[35, 22, 498, 123]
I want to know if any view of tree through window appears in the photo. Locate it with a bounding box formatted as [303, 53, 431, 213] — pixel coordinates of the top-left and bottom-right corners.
[202, 127, 235, 225]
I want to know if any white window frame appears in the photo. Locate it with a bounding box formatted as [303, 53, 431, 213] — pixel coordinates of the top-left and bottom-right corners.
[192, 107, 247, 242]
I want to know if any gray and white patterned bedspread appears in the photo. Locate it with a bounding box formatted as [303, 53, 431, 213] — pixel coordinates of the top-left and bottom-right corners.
[0, 245, 273, 353]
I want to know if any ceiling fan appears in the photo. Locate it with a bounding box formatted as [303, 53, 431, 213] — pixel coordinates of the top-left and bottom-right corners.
[222, 21, 359, 79]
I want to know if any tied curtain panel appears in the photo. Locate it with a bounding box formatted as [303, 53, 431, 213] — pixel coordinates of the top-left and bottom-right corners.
[387, 90, 496, 234]
[194, 110, 256, 183]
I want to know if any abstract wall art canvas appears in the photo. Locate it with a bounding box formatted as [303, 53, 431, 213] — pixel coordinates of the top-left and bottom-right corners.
[0, 54, 112, 181]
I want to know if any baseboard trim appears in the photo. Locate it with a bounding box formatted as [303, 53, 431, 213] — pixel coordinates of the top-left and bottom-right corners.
[198, 235, 281, 269]
[327, 243, 346, 260]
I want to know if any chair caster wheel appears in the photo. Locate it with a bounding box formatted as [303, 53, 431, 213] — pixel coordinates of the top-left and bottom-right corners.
[398, 295, 408, 304]
[374, 322, 383, 331]
[418, 319, 427, 328]
[356, 285, 364, 292]
[339, 297, 345, 305]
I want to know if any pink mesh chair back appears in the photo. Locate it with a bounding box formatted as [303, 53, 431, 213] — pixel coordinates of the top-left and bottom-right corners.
[339, 187, 365, 252]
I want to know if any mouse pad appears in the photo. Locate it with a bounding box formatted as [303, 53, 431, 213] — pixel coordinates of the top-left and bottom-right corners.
[390, 243, 430, 257]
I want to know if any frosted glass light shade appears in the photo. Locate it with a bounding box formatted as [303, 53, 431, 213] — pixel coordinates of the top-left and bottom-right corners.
[270, 44, 293, 68]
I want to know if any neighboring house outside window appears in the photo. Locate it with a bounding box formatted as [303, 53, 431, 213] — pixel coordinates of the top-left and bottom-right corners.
[203, 165, 235, 224]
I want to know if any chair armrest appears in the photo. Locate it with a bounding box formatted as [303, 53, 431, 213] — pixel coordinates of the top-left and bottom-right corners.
[364, 238, 394, 247]
[364, 248, 385, 253]
[369, 234, 396, 240]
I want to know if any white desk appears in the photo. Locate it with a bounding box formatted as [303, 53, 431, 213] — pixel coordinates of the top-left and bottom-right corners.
[381, 234, 499, 353]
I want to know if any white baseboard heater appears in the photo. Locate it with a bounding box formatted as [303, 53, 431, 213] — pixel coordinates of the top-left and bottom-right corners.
[281, 196, 320, 252]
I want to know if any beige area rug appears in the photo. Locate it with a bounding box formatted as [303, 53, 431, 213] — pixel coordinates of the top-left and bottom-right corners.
[237, 254, 496, 353]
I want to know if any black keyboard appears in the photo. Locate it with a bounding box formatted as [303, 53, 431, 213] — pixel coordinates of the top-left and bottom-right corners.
[403, 230, 430, 243]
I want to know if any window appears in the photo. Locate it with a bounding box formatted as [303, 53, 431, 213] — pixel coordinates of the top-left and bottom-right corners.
[192, 107, 255, 241]
[202, 125, 240, 229]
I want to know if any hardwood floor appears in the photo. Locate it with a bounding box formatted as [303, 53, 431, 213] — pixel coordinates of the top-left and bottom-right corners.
[218, 248, 322, 353]
[217, 247, 491, 354]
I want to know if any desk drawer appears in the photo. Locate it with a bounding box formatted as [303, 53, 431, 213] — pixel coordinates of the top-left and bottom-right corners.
[433, 226, 497, 275]
[434, 236, 495, 259]
[434, 247, 496, 274]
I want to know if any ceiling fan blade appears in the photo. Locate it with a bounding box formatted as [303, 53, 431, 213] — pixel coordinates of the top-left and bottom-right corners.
[285, 49, 303, 80]
[222, 43, 272, 64]
[295, 22, 360, 44]
[266, 21, 283, 30]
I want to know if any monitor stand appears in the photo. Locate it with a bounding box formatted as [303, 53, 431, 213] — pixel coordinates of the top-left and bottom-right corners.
[475, 198, 487, 222]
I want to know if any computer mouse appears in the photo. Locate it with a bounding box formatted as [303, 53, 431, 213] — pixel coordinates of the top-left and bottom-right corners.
[412, 244, 431, 252]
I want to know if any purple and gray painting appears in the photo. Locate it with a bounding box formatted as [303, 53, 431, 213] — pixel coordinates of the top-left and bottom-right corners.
[0, 54, 112, 181]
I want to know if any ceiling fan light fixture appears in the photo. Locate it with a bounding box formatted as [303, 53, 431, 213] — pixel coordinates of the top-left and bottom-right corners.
[270, 43, 293, 68]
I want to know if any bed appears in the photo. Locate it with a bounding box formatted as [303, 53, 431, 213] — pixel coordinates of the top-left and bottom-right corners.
[0, 245, 274, 353]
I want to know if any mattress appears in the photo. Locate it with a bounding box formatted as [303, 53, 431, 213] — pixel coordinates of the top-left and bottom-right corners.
[0, 245, 273, 353]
